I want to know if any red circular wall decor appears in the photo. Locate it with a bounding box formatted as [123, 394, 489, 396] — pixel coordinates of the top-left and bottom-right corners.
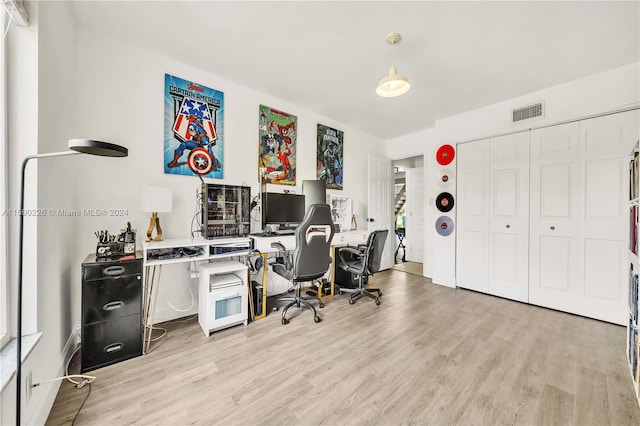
[436, 144, 455, 166]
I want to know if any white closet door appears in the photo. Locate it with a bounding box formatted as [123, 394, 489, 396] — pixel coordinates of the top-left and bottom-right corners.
[578, 110, 638, 324]
[488, 132, 530, 302]
[456, 140, 490, 293]
[530, 110, 638, 325]
[529, 122, 581, 314]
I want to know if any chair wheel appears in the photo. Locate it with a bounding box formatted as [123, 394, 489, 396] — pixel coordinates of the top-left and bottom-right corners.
[282, 318, 289, 325]
[378, 291, 382, 296]
[375, 297, 380, 305]
[314, 316, 321, 323]
[349, 299, 355, 305]
[273, 306, 279, 312]
[319, 303, 324, 309]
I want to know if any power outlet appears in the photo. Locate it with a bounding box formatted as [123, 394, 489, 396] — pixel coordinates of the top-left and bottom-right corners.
[25, 371, 33, 402]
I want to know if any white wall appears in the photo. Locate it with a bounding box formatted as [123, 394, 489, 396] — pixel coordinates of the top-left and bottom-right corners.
[386, 61, 640, 285]
[70, 29, 385, 324]
[2, 3, 83, 425]
[2, 1, 39, 424]
[28, 2, 79, 424]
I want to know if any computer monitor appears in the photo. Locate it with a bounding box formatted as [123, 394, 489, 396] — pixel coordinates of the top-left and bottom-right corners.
[262, 192, 306, 228]
[302, 180, 326, 213]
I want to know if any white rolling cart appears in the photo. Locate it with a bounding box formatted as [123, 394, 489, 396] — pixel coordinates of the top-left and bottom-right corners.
[198, 260, 248, 337]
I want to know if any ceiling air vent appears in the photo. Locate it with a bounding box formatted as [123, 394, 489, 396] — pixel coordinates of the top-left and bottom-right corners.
[512, 101, 544, 123]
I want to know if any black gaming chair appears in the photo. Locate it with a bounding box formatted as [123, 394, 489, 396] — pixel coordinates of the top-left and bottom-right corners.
[336, 229, 388, 305]
[271, 204, 335, 324]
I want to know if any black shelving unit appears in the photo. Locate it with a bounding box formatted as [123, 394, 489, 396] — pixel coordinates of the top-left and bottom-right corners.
[201, 183, 251, 238]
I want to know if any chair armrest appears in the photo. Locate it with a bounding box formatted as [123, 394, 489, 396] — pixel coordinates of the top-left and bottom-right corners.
[270, 242, 286, 252]
[339, 247, 362, 256]
[270, 241, 292, 269]
[337, 246, 363, 266]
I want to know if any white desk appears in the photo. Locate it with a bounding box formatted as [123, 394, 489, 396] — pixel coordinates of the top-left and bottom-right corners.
[141, 237, 251, 353]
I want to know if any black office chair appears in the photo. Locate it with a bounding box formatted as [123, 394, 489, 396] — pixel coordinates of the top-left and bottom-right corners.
[271, 204, 335, 325]
[336, 229, 388, 305]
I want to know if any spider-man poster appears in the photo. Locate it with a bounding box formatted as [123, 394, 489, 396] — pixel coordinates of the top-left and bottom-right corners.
[258, 105, 297, 186]
[164, 74, 224, 178]
[316, 124, 344, 190]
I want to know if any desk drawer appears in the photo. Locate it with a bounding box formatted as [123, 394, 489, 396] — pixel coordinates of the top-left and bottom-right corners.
[81, 314, 142, 373]
[82, 259, 142, 282]
[251, 235, 295, 252]
[82, 275, 141, 324]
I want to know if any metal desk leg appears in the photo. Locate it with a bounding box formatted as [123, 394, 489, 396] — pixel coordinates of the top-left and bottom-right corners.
[142, 264, 161, 354]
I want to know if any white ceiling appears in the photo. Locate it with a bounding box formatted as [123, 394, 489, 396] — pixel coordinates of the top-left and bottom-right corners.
[67, 1, 639, 140]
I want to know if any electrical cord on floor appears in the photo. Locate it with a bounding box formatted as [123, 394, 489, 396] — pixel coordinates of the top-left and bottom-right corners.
[56, 345, 97, 387]
[145, 324, 168, 342]
[33, 374, 95, 389]
[31, 345, 95, 425]
[146, 311, 197, 342]
[71, 382, 91, 426]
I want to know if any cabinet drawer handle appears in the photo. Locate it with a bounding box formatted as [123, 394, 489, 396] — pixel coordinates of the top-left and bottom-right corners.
[103, 266, 125, 276]
[506, 224, 510, 229]
[103, 301, 124, 311]
[550, 226, 555, 230]
[104, 343, 123, 353]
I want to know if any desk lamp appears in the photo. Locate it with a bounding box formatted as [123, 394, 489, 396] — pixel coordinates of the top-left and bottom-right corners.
[141, 185, 172, 241]
[15, 139, 128, 425]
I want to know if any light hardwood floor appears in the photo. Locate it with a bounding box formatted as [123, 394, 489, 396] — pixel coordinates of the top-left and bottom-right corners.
[46, 269, 640, 425]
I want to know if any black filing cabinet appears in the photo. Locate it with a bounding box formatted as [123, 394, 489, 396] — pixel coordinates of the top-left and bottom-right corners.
[81, 254, 143, 373]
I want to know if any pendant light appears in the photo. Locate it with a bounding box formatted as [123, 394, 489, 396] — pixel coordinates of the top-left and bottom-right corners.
[376, 32, 411, 98]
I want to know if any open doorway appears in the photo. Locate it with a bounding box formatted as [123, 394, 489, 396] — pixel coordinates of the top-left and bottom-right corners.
[392, 156, 424, 276]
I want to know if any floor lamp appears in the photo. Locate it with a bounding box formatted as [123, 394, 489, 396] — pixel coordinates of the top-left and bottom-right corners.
[15, 139, 128, 425]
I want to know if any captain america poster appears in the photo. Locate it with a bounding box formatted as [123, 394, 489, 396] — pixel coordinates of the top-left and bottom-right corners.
[164, 74, 224, 178]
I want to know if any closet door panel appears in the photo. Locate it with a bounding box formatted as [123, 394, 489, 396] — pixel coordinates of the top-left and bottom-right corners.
[488, 132, 529, 302]
[540, 164, 572, 217]
[538, 237, 571, 291]
[456, 140, 490, 292]
[492, 233, 518, 281]
[530, 122, 580, 310]
[531, 111, 637, 325]
[578, 110, 638, 324]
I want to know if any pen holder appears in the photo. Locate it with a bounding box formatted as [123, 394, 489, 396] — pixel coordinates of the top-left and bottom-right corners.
[96, 242, 125, 258]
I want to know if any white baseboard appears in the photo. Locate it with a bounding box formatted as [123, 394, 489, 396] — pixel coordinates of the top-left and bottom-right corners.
[30, 326, 80, 425]
[152, 304, 198, 324]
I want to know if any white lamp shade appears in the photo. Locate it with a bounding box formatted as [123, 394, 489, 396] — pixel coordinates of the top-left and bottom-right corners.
[376, 66, 411, 98]
[141, 186, 173, 213]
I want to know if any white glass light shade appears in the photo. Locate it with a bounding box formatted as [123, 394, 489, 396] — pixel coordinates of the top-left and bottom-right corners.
[376, 66, 411, 98]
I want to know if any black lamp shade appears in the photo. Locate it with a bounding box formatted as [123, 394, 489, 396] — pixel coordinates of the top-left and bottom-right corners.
[69, 139, 128, 157]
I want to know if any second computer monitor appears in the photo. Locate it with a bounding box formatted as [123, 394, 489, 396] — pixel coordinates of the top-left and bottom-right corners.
[302, 179, 327, 213]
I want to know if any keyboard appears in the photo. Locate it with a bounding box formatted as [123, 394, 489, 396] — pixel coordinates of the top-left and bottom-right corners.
[273, 229, 296, 236]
